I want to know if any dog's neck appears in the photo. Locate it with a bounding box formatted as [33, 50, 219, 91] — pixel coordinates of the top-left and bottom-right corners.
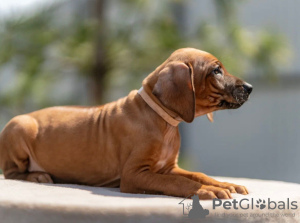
[138, 87, 181, 127]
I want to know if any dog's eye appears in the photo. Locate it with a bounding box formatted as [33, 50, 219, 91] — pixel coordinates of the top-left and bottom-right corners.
[212, 67, 222, 75]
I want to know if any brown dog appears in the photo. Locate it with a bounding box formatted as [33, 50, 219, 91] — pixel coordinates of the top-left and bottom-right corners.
[0, 48, 252, 199]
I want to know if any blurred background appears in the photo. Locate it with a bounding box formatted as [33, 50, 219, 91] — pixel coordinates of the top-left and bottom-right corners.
[0, 0, 299, 183]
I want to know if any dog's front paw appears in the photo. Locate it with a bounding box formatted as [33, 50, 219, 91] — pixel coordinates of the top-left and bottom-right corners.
[26, 172, 53, 184]
[195, 189, 217, 200]
[218, 182, 248, 195]
[200, 185, 232, 199]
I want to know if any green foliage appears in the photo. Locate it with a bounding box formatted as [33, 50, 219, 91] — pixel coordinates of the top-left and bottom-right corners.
[0, 3, 98, 114]
[190, 0, 290, 78]
[0, 0, 291, 118]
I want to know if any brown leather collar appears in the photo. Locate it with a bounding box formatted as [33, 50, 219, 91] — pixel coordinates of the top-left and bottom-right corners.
[138, 87, 180, 127]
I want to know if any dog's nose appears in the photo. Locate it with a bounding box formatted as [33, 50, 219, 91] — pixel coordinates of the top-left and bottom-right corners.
[243, 83, 253, 94]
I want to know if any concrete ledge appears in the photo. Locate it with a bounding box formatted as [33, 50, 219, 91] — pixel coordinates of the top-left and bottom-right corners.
[0, 175, 299, 223]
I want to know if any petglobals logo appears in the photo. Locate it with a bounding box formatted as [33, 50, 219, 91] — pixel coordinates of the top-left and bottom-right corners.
[178, 196, 298, 219]
[213, 198, 298, 210]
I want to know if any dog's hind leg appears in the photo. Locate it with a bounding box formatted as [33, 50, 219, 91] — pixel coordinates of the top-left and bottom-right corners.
[0, 115, 53, 183]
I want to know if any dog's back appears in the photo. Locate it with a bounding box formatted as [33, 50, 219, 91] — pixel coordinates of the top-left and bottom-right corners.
[0, 90, 147, 186]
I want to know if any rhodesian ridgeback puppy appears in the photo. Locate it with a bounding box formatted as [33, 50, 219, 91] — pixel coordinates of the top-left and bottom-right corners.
[0, 48, 252, 199]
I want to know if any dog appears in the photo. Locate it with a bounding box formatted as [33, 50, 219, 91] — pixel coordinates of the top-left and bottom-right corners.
[0, 48, 252, 199]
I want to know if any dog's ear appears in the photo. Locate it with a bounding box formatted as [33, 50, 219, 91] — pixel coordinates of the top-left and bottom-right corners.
[206, 112, 214, 123]
[152, 61, 195, 123]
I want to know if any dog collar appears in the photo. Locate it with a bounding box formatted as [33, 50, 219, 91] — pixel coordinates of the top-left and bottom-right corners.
[138, 87, 180, 127]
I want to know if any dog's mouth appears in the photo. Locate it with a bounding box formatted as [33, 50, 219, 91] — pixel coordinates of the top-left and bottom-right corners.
[218, 92, 250, 109]
[213, 83, 252, 110]
[218, 100, 244, 109]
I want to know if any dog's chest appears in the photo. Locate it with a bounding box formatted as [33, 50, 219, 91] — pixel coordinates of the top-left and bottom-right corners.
[154, 125, 178, 171]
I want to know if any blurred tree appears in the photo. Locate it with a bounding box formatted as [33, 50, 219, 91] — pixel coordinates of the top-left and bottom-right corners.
[92, 0, 107, 103]
[195, 0, 290, 80]
[0, 0, 290, 118]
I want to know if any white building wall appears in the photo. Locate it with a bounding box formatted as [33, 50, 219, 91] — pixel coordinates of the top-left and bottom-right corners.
[180, 82, 300, 183]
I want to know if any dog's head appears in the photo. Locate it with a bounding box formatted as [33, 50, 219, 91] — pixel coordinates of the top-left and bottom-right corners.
[143, 48, 252, 123]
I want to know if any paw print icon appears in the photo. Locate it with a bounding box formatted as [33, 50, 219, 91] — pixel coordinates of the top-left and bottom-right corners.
[256, 199, 266, 209]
